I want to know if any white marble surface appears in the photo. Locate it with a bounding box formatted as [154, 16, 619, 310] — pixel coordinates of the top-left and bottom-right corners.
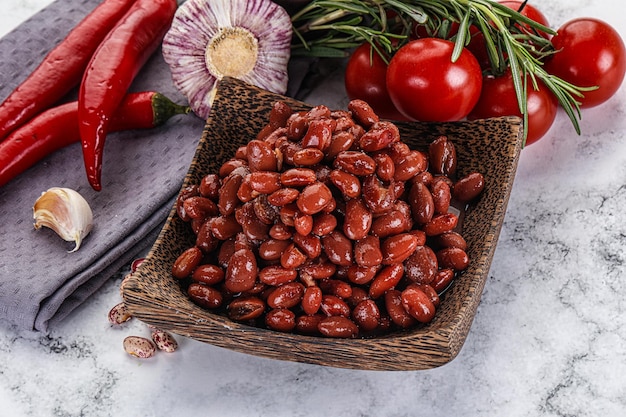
[2, 0, 626, 416]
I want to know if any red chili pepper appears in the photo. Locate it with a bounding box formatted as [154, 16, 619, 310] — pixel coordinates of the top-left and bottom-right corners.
[0, 0, 137, 142]
[79, 0, 178, 191]
[0, 92, 189, 188]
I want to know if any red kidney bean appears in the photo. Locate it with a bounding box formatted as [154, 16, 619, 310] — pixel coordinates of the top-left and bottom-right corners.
[247, 139, 278, 172]
[259, 265, 298, 286]
[343, 198, 372, 240]
[369, 263, 404, 299]
[359, 121, 400, 151]
[279, 203, 298, 227]
[297, 182, 333, 215]
[329, 169, 361, 198]
[346, 286, 369, 308]
[235, 202, 269, 242]
[293, 147, 325, 166]
[292, 233, 322, 259]
[373, 152, 395, 182]
[333, 151, 377, 176]
[317, 316, 359, 338]
[325, 131, 355, 160]
[280, 243, 308, 269]
[432, 231, 467, 251]
[176, 185, 199, 222]
[346, 264, 378, 285]
[253, 195, 278, 225]
[280, 167, 317, 187]
[411, 171, 433, 187]
[305, 104, 332, 121]
[300, 259, 337, 280]
[322, 231, 353, 266]
[301, 118, 334, 150]
[267, 282, 305, 309]
[269, 222, 293, 240]
[348, 99, 379, 128]
[183, 196, 218, 221]
[218, 173, 243, 216]
[354, 235, 383, 267]
[320, 294, 351, 317]
[196, 220, 219, 253]
[219, 158, 248, 178]
[267, 187, 299, 206]
[293, 211, 314, 236]
[248, 171, 282, 194]
[199, 174, 221, 200]
[401, 286, 436, 323]
[188, 283, 223, 309]
[172, 247, 203, 279]
[352, 299, 380, 331]
[227, 296, 265, 321]
[296, 314, 324, 334]
[431, 268, 455, 293]
[386, 141, 410, 163]
[430, 179, 451, 215]
[217, 238, 235, 268]
[404, 245, 438, 285]
[362, 175, 395, 215]
[436, 247, 470, 271]
[311, 213, 337, 236]
[408, 181, 434, 225]
[423, 213, 459, 236]
[237, 176, 258, 203]
[211, 215, 242, 240]
[429, 135, 457, 176]
[266, 308, 297, 332]
[302, 286, 323, 315]
[453, 172, 485, 202]
[381, 233, 419, 264]
[192, 264, 225, 286]
[319, 279, 353, 299]
[371, 209, 411, 238]
[394, 150, 428, 181]
[286, 112, 308, 140]
[224, 248, 258, 293]
[384, 290, 417, 328]
[410, 283, 440, 308]
[269, 100, 293, 128]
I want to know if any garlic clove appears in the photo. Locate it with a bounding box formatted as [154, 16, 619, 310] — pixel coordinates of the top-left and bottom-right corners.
[33, 187, 93, 253]
[162, 0, 292, 119]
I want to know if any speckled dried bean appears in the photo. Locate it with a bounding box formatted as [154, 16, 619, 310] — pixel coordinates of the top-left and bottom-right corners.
[108, 302, 132, 325]
[123, 336, 156, 358]
[151, 329, 178, 353]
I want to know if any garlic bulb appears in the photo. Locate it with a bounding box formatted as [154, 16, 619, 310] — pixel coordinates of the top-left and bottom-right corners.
[33, 187, 93, 253]
[162, 0, 292, 119]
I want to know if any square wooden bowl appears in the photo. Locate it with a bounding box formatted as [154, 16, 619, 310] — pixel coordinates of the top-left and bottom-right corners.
[121, 77, 523, 371]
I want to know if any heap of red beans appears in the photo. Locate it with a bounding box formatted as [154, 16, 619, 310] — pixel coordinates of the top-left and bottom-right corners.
[171, 99, 485, 338]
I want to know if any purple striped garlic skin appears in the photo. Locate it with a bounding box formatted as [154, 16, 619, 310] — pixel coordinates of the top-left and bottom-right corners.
[162, 0, 292, 119]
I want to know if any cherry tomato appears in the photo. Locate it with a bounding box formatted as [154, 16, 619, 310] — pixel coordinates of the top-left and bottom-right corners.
[386, 38, 483, 122]
[344, 43, 407, 120]
[499, 1, 550, 38]
[467, 69, 558, 145]
[467, 1, 549, 70]
[544, 18, 626, 108]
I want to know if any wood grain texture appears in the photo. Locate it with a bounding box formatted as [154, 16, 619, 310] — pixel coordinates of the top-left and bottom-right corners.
[121, 77, 523, 371]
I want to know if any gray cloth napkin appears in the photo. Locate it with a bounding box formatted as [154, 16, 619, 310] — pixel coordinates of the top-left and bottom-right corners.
[0, 0, 348, 332]
[0, 0, 205, 332]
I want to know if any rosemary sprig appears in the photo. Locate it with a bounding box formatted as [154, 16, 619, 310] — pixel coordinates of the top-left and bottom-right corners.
[290, 0, 594, 144]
